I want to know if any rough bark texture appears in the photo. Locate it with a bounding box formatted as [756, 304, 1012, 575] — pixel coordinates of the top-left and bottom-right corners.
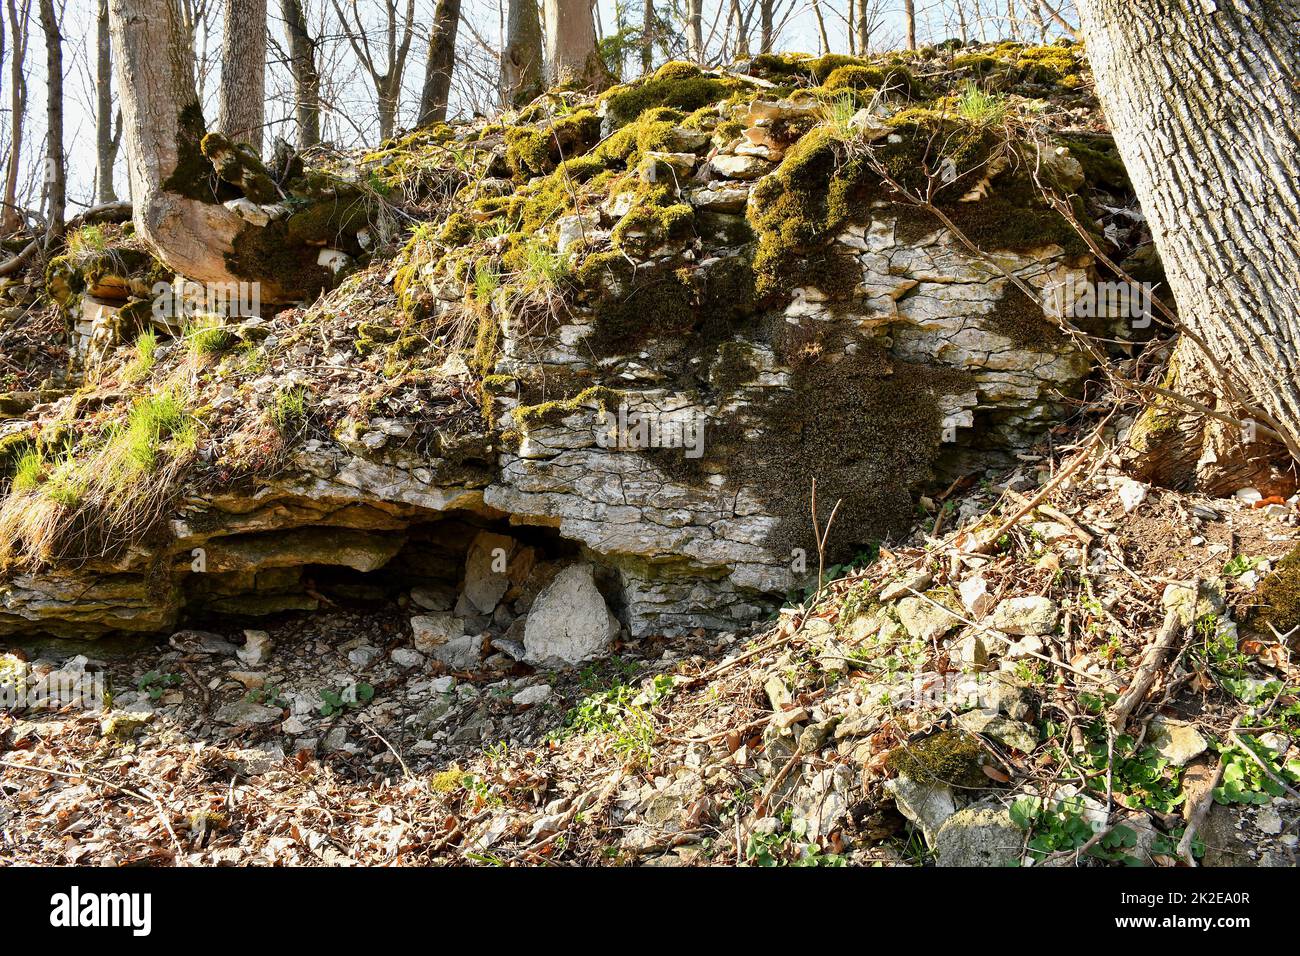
[543, 0, 607, 91]
[217, 0, 267, 151]
[94, 0, 118, 203]
[38, 0, 63, 238]
[903, 0, 916, 49]
[640, 0, 653, 73]
[685, 0, 702, 62]
[2, 0, 30, 235]
[500, 0, 542, 105]
[417, 0, 461, 125]
[1077, 0, 1300, 460]
[279, 0, 320, 149]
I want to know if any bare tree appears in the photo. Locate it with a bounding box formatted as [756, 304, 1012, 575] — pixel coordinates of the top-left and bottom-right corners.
[640, 0, 654, 73]
[278, 0, 321, 148]
[332, 0, 416, 141]
[685, 0, 702, 61]
[1076, 0, 1300, 466]
[38, 0, 63, 239]
[94, 0, 121, 202]
[543, 0, 608, 90]
[2, 0, 32, 235]
[500, 0, 542, 105]
[218, 0, 267, 151]
[417, 0, 461, 125]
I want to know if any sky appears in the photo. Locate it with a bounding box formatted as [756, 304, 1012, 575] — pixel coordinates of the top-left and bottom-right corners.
[0, 0, 1075, 215]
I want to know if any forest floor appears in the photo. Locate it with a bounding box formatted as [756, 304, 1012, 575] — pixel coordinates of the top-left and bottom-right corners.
[3, 416, 1299, 867]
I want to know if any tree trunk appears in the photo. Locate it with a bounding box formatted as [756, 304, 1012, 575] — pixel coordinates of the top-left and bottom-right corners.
[543, 0, 608, 90]
[38, 0, 62, 240]
[854, 0, 869, 54]
[685, 0, 702, 62]
[108, 0, 307, 302]
[1027, 0, 1047, 43]
[810, 0, 829, 54]
[2, 0, 30, 235]
[902, 0, 916, 49]
[279, 0, 320, 149]
[417, 0, 461, 125]
[95, 0, 117, 203]
[730, 0, 748, 58]
[640, 0, 653, 74]
[377, 80, 399, 140]
[500, 0, 541, 105]
[217, 0, 266, 152]
[1077, 0, 1300, 465]
[759, 0, 772, 52]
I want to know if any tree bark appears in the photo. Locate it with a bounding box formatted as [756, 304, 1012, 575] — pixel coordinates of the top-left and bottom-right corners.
[110, 0, 296, 300]
[543, 0, 608, 91]
[95, 0, 118, 202]
[640, 0, 653, 73]
[279, 0, 320, 149]
[759, 0, 772, 52]
[417, 0, 461, 125]
[854, 0, 869, 54]
[1077, 0, 1300, 463]
[217, 0, 267, 152]
[685, 0, 702, 62]
[500, 0, 542, 105]
[2, 0, 31, 235]
[902, 0, 916, 49]
[38, 0, 62, 240]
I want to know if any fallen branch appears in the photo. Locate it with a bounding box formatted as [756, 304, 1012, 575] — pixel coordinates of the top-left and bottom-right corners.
[1107, 586, 1195, 733]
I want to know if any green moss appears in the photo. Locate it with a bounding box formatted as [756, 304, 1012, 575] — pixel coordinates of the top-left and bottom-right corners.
[1055, 135, 1129, 192]
[504, 111, 602, 179]
[283, 194, 372, 246]
[610, 198, 695, 254]
[600, 74, 740, 127]
[824, 63, 917, 96]
[579, 253, 755, 357]
[987, 283, 1068, 350]
[511, 385, 623, 429]
[653, 61, 704, 82]
[1015, 45, 1080, 85]
[952, 52, 1003, 76]
[713, 341, 759, 391]
[807, 53, 868, 83]
[356, 320, 400, 355]
[201, 132, 279, 203]
[225, 221, 334, 296]
[887, 730, 987, 787]
[472, 307, 501, 378]
[748, 125, 874, 298]
[162, 101, 224, 203]
[822, 66, 878, 92]
[1259, 545, 1300, 634]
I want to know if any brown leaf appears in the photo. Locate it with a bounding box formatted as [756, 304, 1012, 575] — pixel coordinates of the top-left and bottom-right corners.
[981, 765, 1011, 783]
